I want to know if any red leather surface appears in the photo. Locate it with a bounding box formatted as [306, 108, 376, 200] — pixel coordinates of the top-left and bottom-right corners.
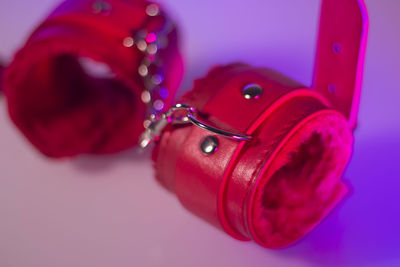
[3, 0, 183, 157]
[313, 0, 368, 129]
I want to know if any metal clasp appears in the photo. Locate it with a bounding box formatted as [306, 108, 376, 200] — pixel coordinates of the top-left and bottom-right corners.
[139, 103, 252, 148]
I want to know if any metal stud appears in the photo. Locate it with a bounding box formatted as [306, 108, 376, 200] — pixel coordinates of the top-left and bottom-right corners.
[200, 136, 219, 155]
[242, 83, 263, 99]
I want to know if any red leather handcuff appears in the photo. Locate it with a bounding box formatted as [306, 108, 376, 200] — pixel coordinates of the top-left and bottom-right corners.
[3, 0, 183, 157]
[145, 0, 368, 248]
[2, 0, 368, 249]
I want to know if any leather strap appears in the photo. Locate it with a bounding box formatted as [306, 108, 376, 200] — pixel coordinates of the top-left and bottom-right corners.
[313, 0, 368, 129]
[3, 0, 183, 157]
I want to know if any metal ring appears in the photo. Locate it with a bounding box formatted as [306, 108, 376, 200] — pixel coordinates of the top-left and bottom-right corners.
[173, 103, 252, 141]
[167, 103, 192, 124]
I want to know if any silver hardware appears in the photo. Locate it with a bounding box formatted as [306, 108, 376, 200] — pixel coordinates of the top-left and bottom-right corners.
[139, 103, 252, 148]
[124, 7, 174, 115]
[147, 43, 158, 55]
[146, 4, 160, 17]
[122, 37, 135, 47]
[201, 136, 219, 155]
[242, 84, 263, 99]
[138, 64, 149, 77]
[139, 113, 170, 148]
[143, 119, 152, 129]
[136, 40, 148, 52]
[141, 91, 151, 103]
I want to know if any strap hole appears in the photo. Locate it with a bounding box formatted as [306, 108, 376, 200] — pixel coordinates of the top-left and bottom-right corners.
[328, 84, 337, 93]
[332, 43, 342, 54]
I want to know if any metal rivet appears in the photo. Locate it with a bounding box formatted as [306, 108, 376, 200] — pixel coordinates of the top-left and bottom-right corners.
[141, 91, 151, 103]
[242, 84, 263, 99]
[201, 136, 219, 155]
[146, 4, 160, 16]
[122, 37, 134, 47]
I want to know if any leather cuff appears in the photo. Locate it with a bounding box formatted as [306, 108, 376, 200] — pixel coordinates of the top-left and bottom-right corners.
[3, 0, 183, 157]
[153, 63, 353, 248]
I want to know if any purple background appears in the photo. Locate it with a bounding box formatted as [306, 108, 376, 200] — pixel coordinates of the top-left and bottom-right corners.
[1, 0, 399, 266]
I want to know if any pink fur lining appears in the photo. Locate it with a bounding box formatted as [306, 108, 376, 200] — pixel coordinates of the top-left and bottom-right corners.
[251, 113, 353, 248]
